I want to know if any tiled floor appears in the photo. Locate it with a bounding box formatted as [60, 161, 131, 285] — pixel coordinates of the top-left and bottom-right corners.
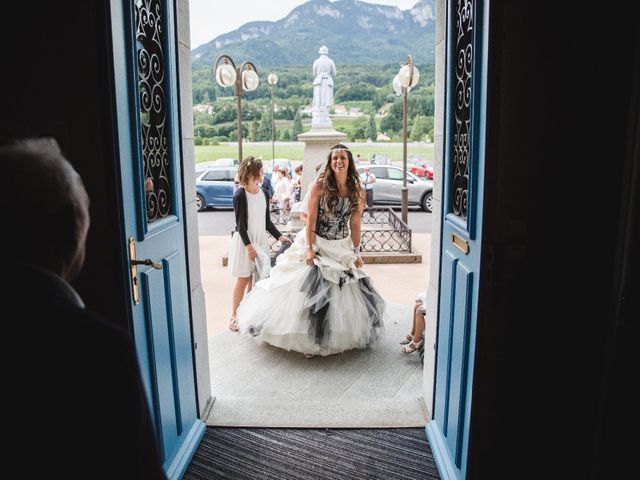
[199, 234, 431, 428]
[207, 302, 427, 427]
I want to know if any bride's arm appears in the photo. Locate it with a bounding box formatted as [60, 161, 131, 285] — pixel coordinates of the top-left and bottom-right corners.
[350, 190, 366, 266]
[305, 182, 321, 263]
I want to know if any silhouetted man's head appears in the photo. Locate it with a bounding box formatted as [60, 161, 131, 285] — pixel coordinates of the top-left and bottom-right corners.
[0, 137, 90, 281]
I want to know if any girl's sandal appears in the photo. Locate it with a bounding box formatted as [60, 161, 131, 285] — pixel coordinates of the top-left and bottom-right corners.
[401, 337, 424, 354]
[399, 334, 413, 345]
[229, 318, 240, 333]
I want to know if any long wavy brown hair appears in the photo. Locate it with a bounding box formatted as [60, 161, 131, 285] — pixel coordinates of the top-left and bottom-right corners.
[319, 144, 363, 213]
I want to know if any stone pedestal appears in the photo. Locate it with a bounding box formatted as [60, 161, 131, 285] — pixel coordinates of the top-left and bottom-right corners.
[311, 107, 332, 129]
[297, 128, 347, 198]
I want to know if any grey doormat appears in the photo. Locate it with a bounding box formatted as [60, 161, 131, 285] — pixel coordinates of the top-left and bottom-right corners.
[184, 427, 441, 480]
[207, 302, 428, 427]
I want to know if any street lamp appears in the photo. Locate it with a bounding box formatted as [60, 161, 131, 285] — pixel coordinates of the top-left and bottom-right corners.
[267, 73, 278, 160]
[214, 54, 260, 162]
[393, 55, 420, 224]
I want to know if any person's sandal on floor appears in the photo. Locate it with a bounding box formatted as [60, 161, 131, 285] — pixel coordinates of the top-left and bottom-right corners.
[401, 336, 424, 354]
[229, 318, 239, 332]
[399, 334, 413, 345]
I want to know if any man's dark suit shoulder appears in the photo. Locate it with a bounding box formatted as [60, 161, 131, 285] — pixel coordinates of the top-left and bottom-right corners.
[6, 273, 167, 479]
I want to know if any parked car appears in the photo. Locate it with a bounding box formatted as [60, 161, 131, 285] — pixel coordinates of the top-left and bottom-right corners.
[369, 153, 393, 165]
[356, 164, 434, 212]
[408, 156, 434, 179]
[212, 157, 238, 166]
[196, 165, 238, 211]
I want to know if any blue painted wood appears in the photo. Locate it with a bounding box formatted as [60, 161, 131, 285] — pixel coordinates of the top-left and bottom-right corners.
[426, 421, 460, 480]
[434, 252, 456, 434]
[110, 0, 203, 476]
[445, 265, 472, 467]
[430, 0, 489, 478]
[166, 420, 206, 480]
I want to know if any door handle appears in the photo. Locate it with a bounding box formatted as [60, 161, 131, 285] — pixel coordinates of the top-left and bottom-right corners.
[128, 237, 163, 305]
[131, 258, 163, 269]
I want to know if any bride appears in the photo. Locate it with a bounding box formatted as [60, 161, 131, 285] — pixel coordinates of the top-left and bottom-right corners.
[236, 144, 385, 357]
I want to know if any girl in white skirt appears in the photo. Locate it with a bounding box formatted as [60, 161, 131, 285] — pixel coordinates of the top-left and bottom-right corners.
[228, 156, 291, 332]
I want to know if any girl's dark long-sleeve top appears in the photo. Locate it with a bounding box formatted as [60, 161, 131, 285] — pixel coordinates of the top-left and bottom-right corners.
[233, 187, 283, 246]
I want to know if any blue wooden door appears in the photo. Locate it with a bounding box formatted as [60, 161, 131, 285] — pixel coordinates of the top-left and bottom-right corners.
[110, 1, 205, 478]
[426, 0, 488, 478]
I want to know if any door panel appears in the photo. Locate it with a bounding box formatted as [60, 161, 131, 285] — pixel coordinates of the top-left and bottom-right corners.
[426, 0, 488, 478]
[446, 263, 472, 465]
[110, 0, 205, 477]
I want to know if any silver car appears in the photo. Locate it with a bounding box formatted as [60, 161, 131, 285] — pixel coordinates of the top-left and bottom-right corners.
[356, 164, 434, 212]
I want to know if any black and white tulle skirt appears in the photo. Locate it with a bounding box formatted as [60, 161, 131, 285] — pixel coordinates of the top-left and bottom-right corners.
[236, 228, 385, 356]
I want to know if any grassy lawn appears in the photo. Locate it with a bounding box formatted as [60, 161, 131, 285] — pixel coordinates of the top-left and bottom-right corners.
[195, 142, 433, 164]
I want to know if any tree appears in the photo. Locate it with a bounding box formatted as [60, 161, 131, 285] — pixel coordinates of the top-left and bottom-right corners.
[410, 115, 431, 141]
[194, 124, 207, 138]
[372, 89, 388, 110]
[292, 111, 303, 140]
[380, 109, 402, 133]
[249, 120, 260, 142]
[258, 109, 273, 141]
[216, 124, 236, 137]
[193, 111, 215, 126]
[365, 113, 377, 141]
[282, 129, 291, 141]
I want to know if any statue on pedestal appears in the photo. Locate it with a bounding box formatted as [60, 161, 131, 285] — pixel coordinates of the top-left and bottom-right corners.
[311, 45, 336, 129]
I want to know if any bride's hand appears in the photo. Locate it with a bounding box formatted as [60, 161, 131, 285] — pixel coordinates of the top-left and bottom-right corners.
[354, 255, 364, 268]
[279, 235, 292, 243]
[305, 247, 316, 266]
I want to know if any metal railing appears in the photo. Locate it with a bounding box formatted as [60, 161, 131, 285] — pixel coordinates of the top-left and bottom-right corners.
[269, 204, 290, 226]
[359, 207, 412, 253]
[264, 206, 411, 255]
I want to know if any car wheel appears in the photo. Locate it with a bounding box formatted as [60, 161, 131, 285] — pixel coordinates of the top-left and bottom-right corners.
[421, 192, 433, 213]
[196, 194, 205, 212]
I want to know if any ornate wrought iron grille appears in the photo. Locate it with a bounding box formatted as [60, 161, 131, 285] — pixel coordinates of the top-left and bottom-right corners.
[135, 0, 172, 222]
[451, 0, 473, 219]
[264, 207, 412, 255]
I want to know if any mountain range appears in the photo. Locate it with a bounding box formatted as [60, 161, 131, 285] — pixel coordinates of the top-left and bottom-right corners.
[191, 0, 436, 68]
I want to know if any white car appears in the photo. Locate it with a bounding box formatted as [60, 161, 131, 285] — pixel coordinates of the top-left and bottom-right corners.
[356, 164, 434, 212]
[212, 158, 238, 167]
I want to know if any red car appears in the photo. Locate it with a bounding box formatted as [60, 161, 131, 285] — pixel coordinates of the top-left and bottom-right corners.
[409, 157, 434, 179]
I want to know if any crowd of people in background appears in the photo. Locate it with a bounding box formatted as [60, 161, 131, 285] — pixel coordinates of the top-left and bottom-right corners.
[252, 162, 305, 224]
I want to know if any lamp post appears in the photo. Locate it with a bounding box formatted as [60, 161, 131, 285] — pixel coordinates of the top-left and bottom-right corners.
[267, 73, 278, 160]
[393, 55, 420, 224]
[214, 54, 260, 162]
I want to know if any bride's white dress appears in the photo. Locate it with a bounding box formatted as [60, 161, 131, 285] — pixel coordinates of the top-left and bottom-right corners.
[236, 197, 385, 356]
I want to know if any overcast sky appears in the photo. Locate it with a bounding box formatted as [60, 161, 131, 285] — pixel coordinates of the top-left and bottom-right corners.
[189, 0, 420, 49]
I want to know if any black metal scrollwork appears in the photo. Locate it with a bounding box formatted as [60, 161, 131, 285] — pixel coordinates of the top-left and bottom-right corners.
[267, 208, 412, 255]
[135, 0, 171, 222]
[452, 0, 473, 219]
